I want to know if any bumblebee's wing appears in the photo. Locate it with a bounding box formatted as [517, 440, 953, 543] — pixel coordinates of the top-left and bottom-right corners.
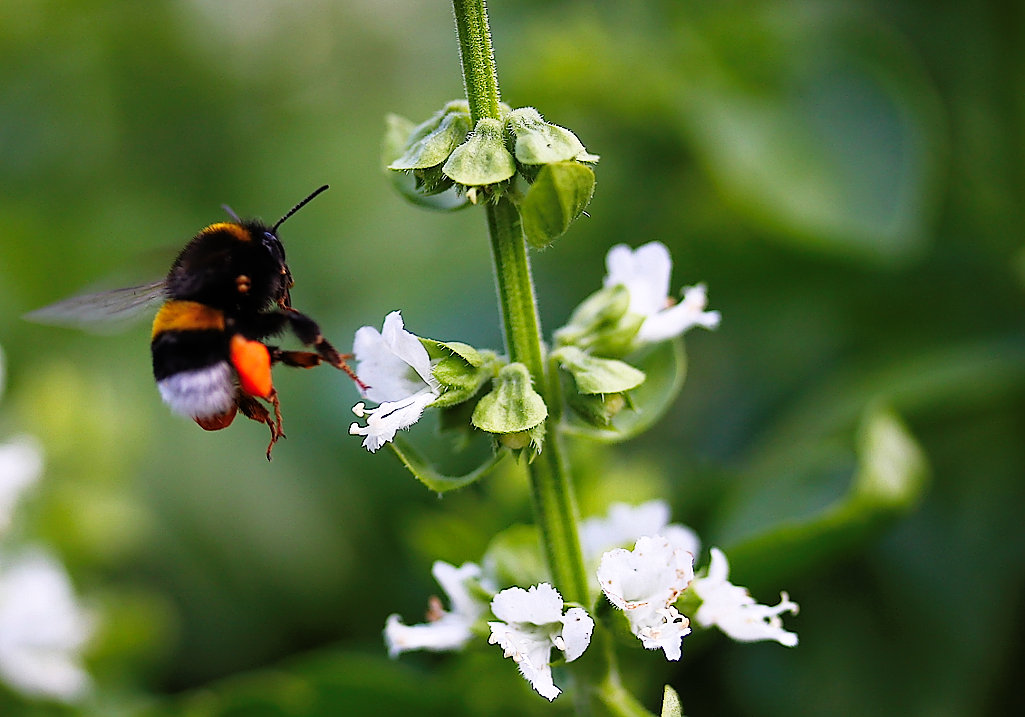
[24, 280, 168, 331]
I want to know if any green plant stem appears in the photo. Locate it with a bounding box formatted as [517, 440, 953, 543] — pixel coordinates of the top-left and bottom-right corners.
[452, 1, 623, 709]
[486, 198, 590, 604]
[452, 0, 501, 124]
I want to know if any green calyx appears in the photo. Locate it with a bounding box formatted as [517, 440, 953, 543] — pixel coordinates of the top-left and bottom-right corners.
[421, 338, 499, 408]
[443, 117, 517, 188]
[384, 102, 598, 237]
[554, 284, 644, 357]
[471, 362, 548, 435]
[506, 107, 598, 165]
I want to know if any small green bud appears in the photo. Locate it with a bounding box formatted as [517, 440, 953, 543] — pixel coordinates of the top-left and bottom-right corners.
[388, 101, 472, 171]
[506, 107, 599, 165]
[553, 346, 645, 395]
[472, 363, 548, 435]
[443, 117, 517, 187]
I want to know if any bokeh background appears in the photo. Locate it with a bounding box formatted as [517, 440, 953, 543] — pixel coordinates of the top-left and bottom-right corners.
[1, 0, 1023, 715]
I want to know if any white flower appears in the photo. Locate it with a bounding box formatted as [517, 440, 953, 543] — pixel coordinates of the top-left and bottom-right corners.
[603, 241, 720, 344]
[580, 500, 700, 567]
[0, 436, 43, 537]
[349, 311, 441, 451]
[0, 551, 95, 702]
[692, 547, 799, 647]
[384, 561, 485, 657]
[487, 583, 594, 701]
[597, 535, 694, 661]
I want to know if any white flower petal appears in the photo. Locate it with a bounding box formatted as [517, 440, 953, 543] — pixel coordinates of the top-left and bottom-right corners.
[598, 535, 695, 661]
[381, 561, 485, 658]
[490, 583, 564, 626]
[0, 551, 94, 702]
[597, 535, 694, 611]
[432, 561, 483, 620]
[602, 243, 720, 348]
[559, 607, 594, 662]
[487, 621, 560, 701]
[580, 500, 700, 567]
[635, 605, 691, 661]
[353, 311, 437, 403]
[637, 284, 721, 343]
[384, 613, 473, 657]
[349, 388, 437, 452]
[692, 548, 799, 647]
[0, 436, 44, 536]
[604, 242, 672, 317]
[488, 583, 593, 700]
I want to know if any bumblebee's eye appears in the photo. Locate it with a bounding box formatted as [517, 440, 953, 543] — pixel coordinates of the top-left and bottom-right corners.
[262, 232, 286, 264]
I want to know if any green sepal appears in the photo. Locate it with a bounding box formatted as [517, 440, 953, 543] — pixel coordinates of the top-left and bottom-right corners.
[520, 161, 597, 249]
[661, 686, 683, 717]
[554, 284, 644, 357]
[443, 117, 517, 187]
[471, 363, 548, 434]
[383, 113, 469, 211]
[506, 107, 599, 165]
[565, 388, 634, 428]
[562, 339, 686, 442]
[553, 346, 645, 394]
[420, 339, 500, 408]
[388, 101, 472, 170]
[388, 435, 506, 493]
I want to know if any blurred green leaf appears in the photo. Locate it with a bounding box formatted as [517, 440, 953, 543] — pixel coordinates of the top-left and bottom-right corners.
[722, 405, 928, 588]
[481, 523, 548, 589]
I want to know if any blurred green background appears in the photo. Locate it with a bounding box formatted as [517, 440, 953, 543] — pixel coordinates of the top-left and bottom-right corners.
[1, 0, 1023, 715]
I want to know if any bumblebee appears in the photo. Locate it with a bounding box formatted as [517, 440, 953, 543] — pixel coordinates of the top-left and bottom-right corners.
[28, 185, 362, 459]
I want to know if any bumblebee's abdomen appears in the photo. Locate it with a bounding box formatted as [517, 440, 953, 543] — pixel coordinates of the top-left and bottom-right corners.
[152, 301, 235, 419]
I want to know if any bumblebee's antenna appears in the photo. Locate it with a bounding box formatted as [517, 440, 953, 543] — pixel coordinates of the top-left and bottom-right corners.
[273, 185, 329, 233]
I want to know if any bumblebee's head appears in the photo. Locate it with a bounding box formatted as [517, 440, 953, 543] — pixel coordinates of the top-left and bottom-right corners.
[261, 229, 294, 306]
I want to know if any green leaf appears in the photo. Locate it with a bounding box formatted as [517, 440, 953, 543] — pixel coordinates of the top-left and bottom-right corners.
[520, 161, 596, 249]
[562, 339, 686, 442]
[661, 685, 684, 717]
[383, 114, 470, 211]
[442, 117, 517, 187]
[388, 436, 506, 493]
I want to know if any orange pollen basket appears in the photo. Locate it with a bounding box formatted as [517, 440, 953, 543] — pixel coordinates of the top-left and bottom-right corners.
[230, 334, 273, 398]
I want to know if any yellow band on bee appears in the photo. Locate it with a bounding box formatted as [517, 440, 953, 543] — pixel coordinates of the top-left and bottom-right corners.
[201, 222, 251, 242]
[152, 300, 226, 337]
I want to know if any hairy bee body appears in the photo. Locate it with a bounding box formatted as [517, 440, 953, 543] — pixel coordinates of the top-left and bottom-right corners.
[28, 186, 360, 459]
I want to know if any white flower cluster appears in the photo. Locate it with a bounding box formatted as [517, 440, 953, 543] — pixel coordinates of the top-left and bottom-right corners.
[384, 501, 797, 701]
[348, 242, 718, 452]
[0, 346, 95, 703]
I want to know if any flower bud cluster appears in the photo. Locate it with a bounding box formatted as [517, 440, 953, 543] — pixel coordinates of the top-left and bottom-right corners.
[386, 102, 598, 246]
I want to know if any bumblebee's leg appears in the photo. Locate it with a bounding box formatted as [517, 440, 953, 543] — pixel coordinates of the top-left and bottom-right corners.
[280, 307, 367, 390]
[238, 391, 285, 461]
